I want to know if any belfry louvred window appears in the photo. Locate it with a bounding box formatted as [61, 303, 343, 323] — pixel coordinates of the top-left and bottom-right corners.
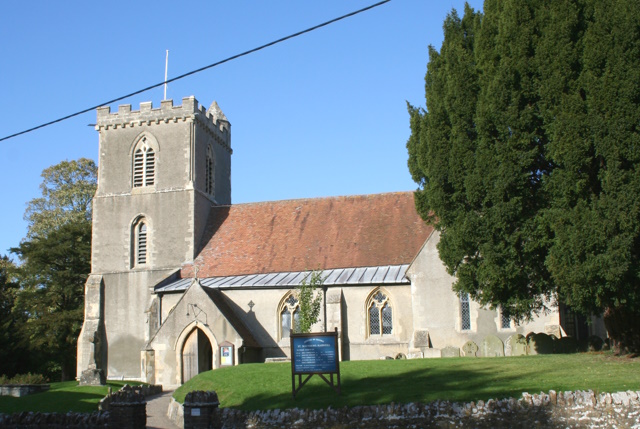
[133, 137, 155, 187]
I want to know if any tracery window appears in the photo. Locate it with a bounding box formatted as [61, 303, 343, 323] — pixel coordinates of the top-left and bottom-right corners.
[133, 137, 155, 187]
[460, 293, 471, 330]
[280, 293, 300, 339]
[205, 145, 214, 195]
[133, 218, 148, 267]
[368, 289, 392, 336]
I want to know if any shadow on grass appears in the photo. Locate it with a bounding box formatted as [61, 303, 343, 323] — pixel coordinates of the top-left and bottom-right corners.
[0, 381, 137, 414]
[233, 364, 538, 411]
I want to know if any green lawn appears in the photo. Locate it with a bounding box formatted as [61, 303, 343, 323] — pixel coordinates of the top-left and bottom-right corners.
[174, 353, 640, 411]
[0, 381, 140, 414]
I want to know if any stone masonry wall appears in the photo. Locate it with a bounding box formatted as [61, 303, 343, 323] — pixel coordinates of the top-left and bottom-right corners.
[209, 390, 640, 429]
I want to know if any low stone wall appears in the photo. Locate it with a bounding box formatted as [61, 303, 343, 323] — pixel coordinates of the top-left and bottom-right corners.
[0, 411, 108, 428]
[98, 383, 162, 411]
[0, 384, 161, 429]
[0, 385, 50, 398]
[207, 390, 640, 429]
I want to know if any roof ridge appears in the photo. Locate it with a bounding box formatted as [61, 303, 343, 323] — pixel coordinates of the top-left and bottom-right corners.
[223, 191, 416, 208]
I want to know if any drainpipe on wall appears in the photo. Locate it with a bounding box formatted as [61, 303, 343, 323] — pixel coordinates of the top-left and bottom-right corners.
[323, 286, 327, 332]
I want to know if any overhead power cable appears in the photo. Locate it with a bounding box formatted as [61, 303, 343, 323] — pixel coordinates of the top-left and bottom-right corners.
[0, 0, 391, 143]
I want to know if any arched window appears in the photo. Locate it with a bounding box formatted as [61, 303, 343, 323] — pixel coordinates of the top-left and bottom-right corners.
[133, 136, 155, 187]
[367, 289, 393, 337]
[205, 145, 214, 195]
[133, 218, 148, 267]
[460, 293, 471, 330]
[279, 293, 300, 339]
[500, 307, 511, 329]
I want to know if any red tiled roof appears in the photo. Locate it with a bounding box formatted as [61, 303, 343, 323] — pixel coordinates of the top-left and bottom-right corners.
[181, 192, 433, 278]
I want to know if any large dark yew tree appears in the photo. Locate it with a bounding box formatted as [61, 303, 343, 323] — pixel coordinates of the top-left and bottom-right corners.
[408, 0, 640, 353]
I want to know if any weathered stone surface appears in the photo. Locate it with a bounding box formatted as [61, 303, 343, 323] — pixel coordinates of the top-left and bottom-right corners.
[441, 346, 460, 357]
[481, 335, 504, 357]
[184, 390, 220, 429]
[78, 368, 106, 386]
[462, 341, 478, 357]
[505, 334, 527, 357]
[527, 332, 554, 355]
[413, 330, 430, 347]
[555, 336, 578, 354]
[0, 384, 50, 397]
[161, 389, 640, 429]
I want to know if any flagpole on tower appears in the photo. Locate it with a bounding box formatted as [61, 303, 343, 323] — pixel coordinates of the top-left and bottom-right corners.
[163, 50, 169, 100]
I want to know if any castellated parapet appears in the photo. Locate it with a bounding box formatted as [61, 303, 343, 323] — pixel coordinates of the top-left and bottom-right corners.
[96, 96, 231, 152]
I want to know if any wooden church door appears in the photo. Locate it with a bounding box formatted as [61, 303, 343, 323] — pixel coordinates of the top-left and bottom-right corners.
[182, 328, 213, 383]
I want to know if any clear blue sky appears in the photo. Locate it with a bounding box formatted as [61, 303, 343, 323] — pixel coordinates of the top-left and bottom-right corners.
[0, 0, 483, 256]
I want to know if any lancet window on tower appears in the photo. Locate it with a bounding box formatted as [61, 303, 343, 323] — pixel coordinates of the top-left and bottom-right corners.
[205, 145, 214, 195]
[367, 289, 393, 337]
[132, 218, 148, 267]
[133, 137, 155, 187]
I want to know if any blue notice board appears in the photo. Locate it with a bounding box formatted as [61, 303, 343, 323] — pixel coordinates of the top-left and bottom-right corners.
[292, 335, 338, 374]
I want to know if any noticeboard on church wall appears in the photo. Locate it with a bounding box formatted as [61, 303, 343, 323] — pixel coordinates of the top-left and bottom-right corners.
[219, 341, 234, 367]
[290, 328, 340, 397]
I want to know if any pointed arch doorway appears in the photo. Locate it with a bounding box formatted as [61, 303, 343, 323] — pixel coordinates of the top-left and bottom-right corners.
[181, 328, 213, 383]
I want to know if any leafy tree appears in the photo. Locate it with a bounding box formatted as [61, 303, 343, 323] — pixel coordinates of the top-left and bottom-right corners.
[0, 256, 30, 377]
[24, 158, 97, 240]
[295, 271, 324, 333]
[9, 158, 97, 380]
[408, 0, 640, 352]
[11, 220, 92, 380]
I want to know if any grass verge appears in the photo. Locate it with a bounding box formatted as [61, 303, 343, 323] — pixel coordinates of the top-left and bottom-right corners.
[174, 353, 640, 411]
[0, 381, 142, 414]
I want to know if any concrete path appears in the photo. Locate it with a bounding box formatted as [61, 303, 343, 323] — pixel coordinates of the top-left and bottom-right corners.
[146, 390, 179, 429]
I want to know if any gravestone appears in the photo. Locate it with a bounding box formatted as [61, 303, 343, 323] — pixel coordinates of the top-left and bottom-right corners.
[505, 334, 527, 356]
[462, 341, 478, 357]
[481, 335, 504, 357]
[441, 346, 460, 357]
[588, 335, 604, 351]
[527, 332, 554, 355]
[555, 336, 578, 354]
[413, 330, 430, 348]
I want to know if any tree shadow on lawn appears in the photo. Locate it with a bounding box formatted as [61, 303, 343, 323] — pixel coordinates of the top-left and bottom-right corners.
[233, 365, 542, 411]
[0, 381, 139, 414]
[0, 389, 106, 414]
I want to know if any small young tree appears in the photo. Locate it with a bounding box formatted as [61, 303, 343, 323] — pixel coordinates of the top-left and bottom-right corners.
[295, 270, 324, 333]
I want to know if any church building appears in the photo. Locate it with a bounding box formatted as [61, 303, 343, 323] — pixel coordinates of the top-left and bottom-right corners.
[77, 97, 605, 387]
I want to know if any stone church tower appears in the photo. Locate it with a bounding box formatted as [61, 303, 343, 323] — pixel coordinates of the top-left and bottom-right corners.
[77, 97, 231, 380]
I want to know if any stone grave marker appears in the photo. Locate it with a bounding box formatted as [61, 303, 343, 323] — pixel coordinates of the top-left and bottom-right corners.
[505, 334, 527, 356]
[462, 341, 478, 357]
[527, 332, 554, 355]
[441, 346, 460, 357]
[481, 335, 504, 357]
